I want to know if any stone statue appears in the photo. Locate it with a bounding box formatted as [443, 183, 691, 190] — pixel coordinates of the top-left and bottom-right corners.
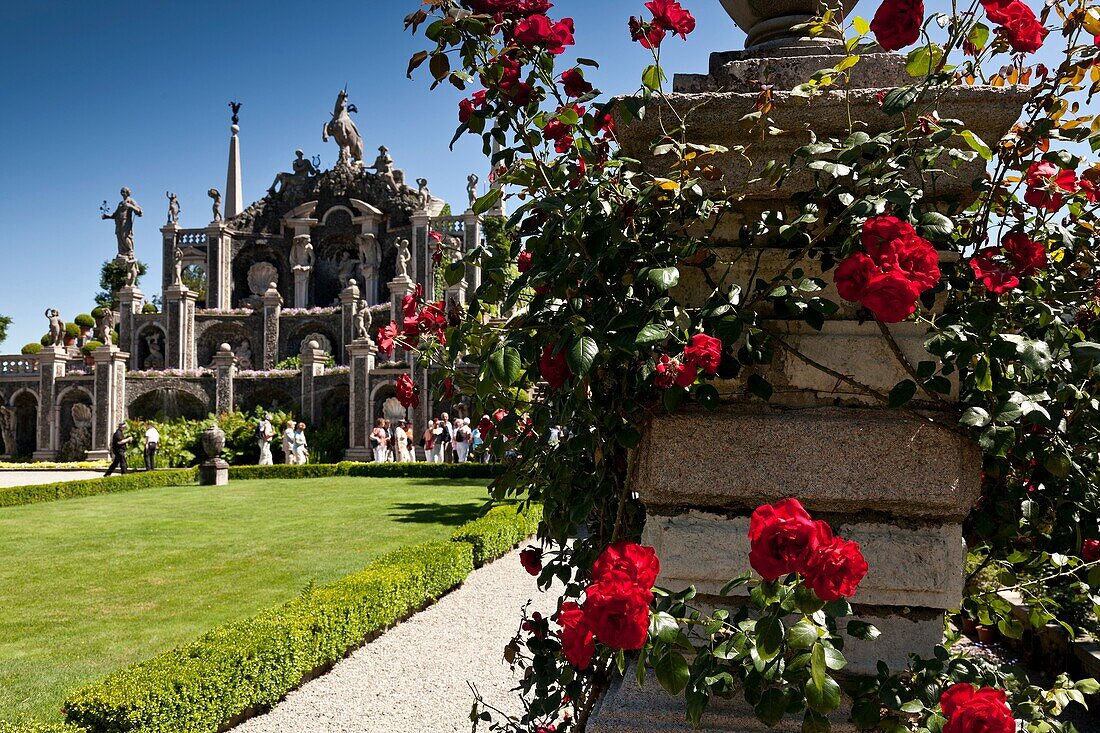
[94, 309, 115, 347]
[268, 150, 319, 195]
[0, 406, 15, 456]
[416, 178, 432, 209]
[166, 191, 180, 225]
[234, 339, 253, 370]
[290, 235, 315, 272]
[144, 331, 164, 369]
[355, 299, 370, 340]
[337, 251, 359, 287]
[371, 145, 397, 188]
[323, 88, 365, 166]
[123, 256, 141, 289]
[102, 187, 143, 259]
[173, 247, 184, 285]
[45, 309, 64, 347]
[344, 278, 360, 302]
[229, 101, 242, 126]
[357, 233, 379, 270]
[396, 238, 412, 280]
[393, 169, 409, 192]
[208, 189, 222, 222]
[247, 262, 278, 297]
[467, 174, 479, 209]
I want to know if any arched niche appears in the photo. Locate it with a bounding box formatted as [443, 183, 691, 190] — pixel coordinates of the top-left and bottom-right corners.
[135, 324, 168, 371]
[10, 389, 38, 458]
[57, 386, 94, 461]
[129, 388, 210, 422]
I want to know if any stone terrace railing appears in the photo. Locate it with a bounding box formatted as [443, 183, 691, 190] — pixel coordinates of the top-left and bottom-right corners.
[0, 356, 39, 376]
[178, 230, 208, 247]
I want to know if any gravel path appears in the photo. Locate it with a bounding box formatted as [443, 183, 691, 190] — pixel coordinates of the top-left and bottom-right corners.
[234, 547, 561, 733]
[0, 470, 104, 488]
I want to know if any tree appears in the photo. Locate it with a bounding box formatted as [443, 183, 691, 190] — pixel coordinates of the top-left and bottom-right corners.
[95, 259, 147, 307]
[0, 315, 10, 347]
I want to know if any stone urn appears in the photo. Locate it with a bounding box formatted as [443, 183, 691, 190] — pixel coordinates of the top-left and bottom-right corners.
[201, 424, 226, 460]
[719, 0, 859, 48]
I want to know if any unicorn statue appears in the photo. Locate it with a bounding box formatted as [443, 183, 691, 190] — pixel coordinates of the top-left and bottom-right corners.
[322, 88, 364, 166]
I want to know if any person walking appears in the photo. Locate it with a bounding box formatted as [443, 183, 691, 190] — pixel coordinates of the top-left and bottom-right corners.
[293, 422, 309, 465]
[454, 417, 473, 463]
[104, 421, 132, 476]
[257, 413, 275, 466]
[371, 418, 389, 463]
[143, 421, 160, 471]
[440, 412, 454, 462]
[405, 421, 416, 461]
[395, 420, 411, 462]
[282, 421, 296, 464]
[422, 422, 435, 462]
[430, 419, 445, 463]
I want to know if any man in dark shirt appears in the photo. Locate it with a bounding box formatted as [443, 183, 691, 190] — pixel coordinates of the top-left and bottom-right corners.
[104, 421, 132, 476]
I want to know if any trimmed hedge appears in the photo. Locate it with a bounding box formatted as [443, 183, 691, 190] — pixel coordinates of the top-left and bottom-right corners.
[0, 469, 198, 509]
[452, 503, 543, 567]
[226, 461, 502, 482]
[0, 723, 77, 733]
[63, 541, 475, 733]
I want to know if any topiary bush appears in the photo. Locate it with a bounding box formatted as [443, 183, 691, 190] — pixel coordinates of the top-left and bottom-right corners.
[21, 343, 42, 355]
[0, 469, 197, 508]
[74, 314, 95, 329]
[225, 462, 502, 482]
[141, 303, 158, 314]
[451, 503, 542, 567]
[80, 341, 103, 357]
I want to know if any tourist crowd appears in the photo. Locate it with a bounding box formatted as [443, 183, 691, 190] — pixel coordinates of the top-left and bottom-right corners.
[370, 411, 487, 463]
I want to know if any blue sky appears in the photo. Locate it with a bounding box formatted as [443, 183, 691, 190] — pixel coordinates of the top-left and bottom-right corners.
[0, 0, 1036, 349]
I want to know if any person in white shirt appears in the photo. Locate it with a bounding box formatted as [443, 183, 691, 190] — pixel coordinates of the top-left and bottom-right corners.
[395, 420, 411, 462]
[143, 422, 160, 471]
[282, 421, 297, 464]
[294, 422, 309, 465]
[454, 417, 472, 463]
[257, 413, 275, 466]
[430, 419, 445, 463]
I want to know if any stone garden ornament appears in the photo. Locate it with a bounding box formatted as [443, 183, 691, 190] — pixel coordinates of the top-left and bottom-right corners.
[173, 246, 184, 286]
[355, 300, 370, 340]
[94, 308, 114, 347]
[396, 238, 412, 280]
[719, 0, 858, 47]
[0, 406, 14, 456]
[467, 173, 479, 209]
[102, 187, 143, 259]
[166, 192, 180, 225]
[416, 177, 432, 209]
[208, 188, 222, 222]
[268, 149, 319, 195]
[323, 88, 365, 166]
[45, 309, 64, 347]
[247, 262, 278, 297]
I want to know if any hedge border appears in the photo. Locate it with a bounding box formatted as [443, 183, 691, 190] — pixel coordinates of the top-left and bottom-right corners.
[227, 462, 502, 481]
[59, 502, 538, 733]
[0, 469, 199, 509]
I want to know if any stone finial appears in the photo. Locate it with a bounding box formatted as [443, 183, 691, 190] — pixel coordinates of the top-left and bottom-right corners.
[720, 0, 857, 49]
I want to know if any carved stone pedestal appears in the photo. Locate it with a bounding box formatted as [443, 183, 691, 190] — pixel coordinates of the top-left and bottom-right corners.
[200, 458, 229, 486]
[86, 345, 129, 462]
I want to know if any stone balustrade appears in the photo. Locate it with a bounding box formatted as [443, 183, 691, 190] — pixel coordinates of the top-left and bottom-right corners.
[0, 356, 39, 376]
[177, 230, 209, 247]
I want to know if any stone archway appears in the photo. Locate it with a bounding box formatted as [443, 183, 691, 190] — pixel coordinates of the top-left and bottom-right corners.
[135, 324, 167, 371]
[10, 390, 38, 458]
[196, 322, 255, 369]
[57, 387, 94, 461]
[129, 388, 210, 422]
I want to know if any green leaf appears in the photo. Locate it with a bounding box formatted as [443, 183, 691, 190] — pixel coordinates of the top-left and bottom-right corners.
[655, 651, 690, 695]
[900, 699, 925, 714]
[747, 374, 773, 401]
[641, 64, 665, 91]
[755, 689, 789, 727]
[1075, 678, 1100, 696]
[647, 267, 681, 291]
[974, 355, 993, 392]
[663, 386, 685, 413]
[998, 616, 1025, 639]
[979, 425, 1016, 457]
[472, 188, 503, 215]
[959, 130, 992, 161]
[888, 379, 917, 408]
[853, 16, 871, 35]
[788, 620, 821, 650]
[960, 407, 991, 428]
[805, 675, 842, 714]
[846, 620, 881, 641]
[650, 611, 680, 643]
[918, 212, 955, 238]
[802, 710, 831, 733]
[967, 22, 991, 52]
[635, 323, 668, 346]
[905, 44, 943, 78]
[757, 616, 785, 660]
[811, 643, 827, 690]
[695, 384, 720, 412]
[502, 347, 522, 385]
[1072, 341, 1100, 364]
[881, 86, 918, 115]
[568, 337, 598, 376]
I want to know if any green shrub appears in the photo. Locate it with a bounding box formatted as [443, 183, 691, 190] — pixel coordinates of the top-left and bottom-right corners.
[0, 721, 80, 733]
[63, 542, 475, 733]
[74, 314, 96, 329]
[0, 469, 197, 509]
[81, 341, 103, 356]
[227, 464, 342, 481]
[451, 503, 542, 566]
[141, 303, 158, 314]
[64, 323, 81, 339]
[21, 343, 42, 355]
[225, 462, 502, 482]
[122, 410, 298, 469]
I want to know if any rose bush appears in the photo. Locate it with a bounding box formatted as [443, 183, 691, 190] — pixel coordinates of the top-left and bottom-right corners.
[403, 0, 1100, 730]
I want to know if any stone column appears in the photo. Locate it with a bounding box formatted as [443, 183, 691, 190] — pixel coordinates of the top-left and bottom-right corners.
[161, 224, 179, 293]
[206, 223, 233, 311]
[300, 340, 327, 424]
[462, 210, 482, 292]
[164, 284, 197, 370]
[293, 267, 311, 309]
[339, 280, 361, 367]
[589, 5, 1023, 732]
[345, 337, 377, 461]
[117, 286, 144, 369]
[211, 344, 237, 414]
[445, 280, 469, 309]
[33, 346, 68, 460]
[410, 209, 430, 287]
[388, 275, 415, 326]
[260, 283, 283, 370]
[86, 345, 128, 462]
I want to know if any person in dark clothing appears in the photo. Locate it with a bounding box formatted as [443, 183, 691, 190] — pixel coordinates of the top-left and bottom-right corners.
[104, 422, 132, 476]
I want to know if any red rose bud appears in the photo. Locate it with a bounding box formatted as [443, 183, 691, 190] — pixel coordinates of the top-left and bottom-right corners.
[561, 68, 593, 97]
[557, 601, 595, 669]
[582, 578, 653, 650]
[592, 542, 660, 589]
[970, 248, 1020, 294]
[1024, 160, 1078, 211]
[940, 684, 1015, 733]
[1083, 539, 1100, 562]
[1001, 231, 1047, 276]
[870, 0, 924, 51]
[520, 546, 543, 575]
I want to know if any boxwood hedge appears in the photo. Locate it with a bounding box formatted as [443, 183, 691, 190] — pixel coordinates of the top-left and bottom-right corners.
[0, 469, 198, 509]
[226, 462, 502, 481]
[452, 503, 544, 567]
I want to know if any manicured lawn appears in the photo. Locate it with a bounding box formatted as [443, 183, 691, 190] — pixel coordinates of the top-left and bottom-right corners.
[0, 476, 489, 723]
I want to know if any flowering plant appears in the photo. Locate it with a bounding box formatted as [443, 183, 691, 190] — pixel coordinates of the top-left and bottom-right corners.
[404, 0, 1100, 729]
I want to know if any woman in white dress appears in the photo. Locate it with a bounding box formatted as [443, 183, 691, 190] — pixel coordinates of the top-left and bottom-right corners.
[282, 421, 297, 465]
[430, 420, 445, 463]
[395, 420, 411, 462]
[294, 422, 309, 465]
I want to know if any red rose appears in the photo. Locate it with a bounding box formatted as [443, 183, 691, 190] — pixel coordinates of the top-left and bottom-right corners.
[877, 233, 941, 292]
[1001, 231, 1047, 276]
[970, 247, 1020, 294]
[557, 601, 595, 670]
[980, 0, 1016, 23]
[562, 69, 593, 98]
[629, 16, 666, 48]
[645, 0, 696, 39]
[395, 373, 419, 409]
[995, 2, 1048, 53]
[517, 251, 533, 273]
[747, 498, 826, 581]
[1083, 539, 1100, 562]
[478, 415, 493, 437]
[861, 270, 922, 323]
[1025, 160, 1078, 211]
[520, 546, 543, 575]
[834, 252, 879, 302]
[459, 89, 488, 123]
[539, 343, 571, 390]
[376, 321, 398, 356]
[870, 0, 925, 51]
[513, 14, 574, 55]
[683, 333, 722, 375]
[442, 377, 454, 400]
[940, 684, 1015, 733]
[802, 535, 869, 601]
[655, 354, 696, 389]
[583, 577, 653, 650]
[861, 216, 917, 259]
[592, 542, 660, 589]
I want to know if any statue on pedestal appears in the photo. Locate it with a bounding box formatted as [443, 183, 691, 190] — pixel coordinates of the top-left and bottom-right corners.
[290, 235, 315, 273]
[355, 299, 370, 340]
[323, 88, 365, 166]
[336, 251, 359, 289]
[233, 340, 253, 370]
[122, 257, 141, 289]
[144, 332, 164, 369]
[396, 238, 412, 280]
[173, 247, 184, 286]
[166, 192, 180, 225]
[208, 189, 222, 222]
[268, 150, 319, 195]
[45, 309, 64, 347]
[467, 174, 479, 209]
[102, 187, 143, 259]
[416, 178, 432, 209]
[94, 309, 115, 347]
[0, 406, 15, 456]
